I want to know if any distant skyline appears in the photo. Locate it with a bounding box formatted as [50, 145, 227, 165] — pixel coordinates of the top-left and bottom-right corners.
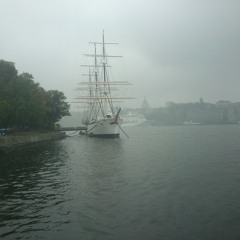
[1, 0, 240, 109]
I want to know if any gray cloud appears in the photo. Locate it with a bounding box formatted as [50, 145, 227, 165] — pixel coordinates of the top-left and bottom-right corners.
[1, 0, 240, 108]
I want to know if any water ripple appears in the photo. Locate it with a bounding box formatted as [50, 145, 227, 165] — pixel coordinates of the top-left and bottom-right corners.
[1, 127, 240, 239]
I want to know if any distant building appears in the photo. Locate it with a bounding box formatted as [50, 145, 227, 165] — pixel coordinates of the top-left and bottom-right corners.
[141, 97, 150, 114]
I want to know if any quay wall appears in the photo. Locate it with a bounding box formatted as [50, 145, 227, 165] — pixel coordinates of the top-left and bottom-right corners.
[0, 132, 66, 153]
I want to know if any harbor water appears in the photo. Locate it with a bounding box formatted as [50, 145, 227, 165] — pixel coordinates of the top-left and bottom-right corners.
[0, 125, 240, 240]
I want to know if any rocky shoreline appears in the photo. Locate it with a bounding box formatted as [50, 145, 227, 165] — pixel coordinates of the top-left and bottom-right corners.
[0, 132, 66, 153]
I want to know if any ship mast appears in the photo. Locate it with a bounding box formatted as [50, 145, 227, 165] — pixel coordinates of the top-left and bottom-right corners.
[73, 32, 134, 124]
[102, 31, 108, 116]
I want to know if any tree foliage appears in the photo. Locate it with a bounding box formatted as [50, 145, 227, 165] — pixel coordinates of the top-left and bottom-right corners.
[0, 60, 18, 89]
[0, 60, 70, 130]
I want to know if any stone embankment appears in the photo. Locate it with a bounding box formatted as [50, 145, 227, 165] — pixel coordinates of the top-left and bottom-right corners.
[0, 132, 66, 153]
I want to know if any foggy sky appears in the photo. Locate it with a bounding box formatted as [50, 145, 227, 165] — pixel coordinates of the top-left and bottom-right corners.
[1, 0, 240, 109]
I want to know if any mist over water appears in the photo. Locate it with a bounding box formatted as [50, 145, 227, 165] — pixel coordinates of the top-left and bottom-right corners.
[1, 125, 240, 240]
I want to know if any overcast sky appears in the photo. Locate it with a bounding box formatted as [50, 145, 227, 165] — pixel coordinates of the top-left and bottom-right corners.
[1, 0, 240, 109]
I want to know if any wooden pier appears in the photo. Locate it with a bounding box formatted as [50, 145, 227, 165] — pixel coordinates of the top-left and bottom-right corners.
[58, 126, 87, 131]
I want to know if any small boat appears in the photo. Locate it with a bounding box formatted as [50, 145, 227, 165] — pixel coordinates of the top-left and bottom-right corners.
[74, 32, 133, 138]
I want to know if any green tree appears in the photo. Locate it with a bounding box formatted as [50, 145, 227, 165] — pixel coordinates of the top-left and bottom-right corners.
[44, 90, 70, 129]
[0, 60, 71, 130]
[4, 72, 45, 128]
[0, 60, 18, 90]
[0, 60, 18, 127]
[0, 101, 13, 127]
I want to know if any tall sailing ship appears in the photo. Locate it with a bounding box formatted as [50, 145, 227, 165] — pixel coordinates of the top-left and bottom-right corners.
[74, 32, 133, 138]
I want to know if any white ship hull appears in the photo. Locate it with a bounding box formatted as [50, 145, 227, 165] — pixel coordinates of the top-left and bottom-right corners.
[87, 119, 120, 138]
